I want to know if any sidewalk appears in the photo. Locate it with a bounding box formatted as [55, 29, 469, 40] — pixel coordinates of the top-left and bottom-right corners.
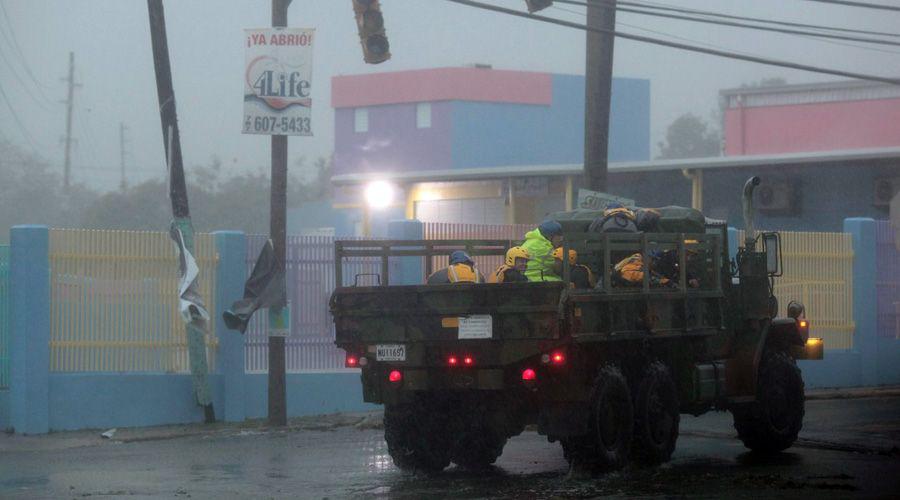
[2, 385, 897, 453]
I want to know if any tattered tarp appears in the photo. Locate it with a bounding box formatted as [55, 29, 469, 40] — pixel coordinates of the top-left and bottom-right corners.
[169, 222, 210, 328]
[223, 239, 285, 333]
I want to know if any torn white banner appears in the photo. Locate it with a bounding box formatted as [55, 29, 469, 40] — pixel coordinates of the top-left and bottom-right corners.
[169, 222, 210, 326]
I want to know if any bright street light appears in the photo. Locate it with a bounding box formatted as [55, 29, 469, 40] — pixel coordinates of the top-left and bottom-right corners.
[365, 180, 395, 209]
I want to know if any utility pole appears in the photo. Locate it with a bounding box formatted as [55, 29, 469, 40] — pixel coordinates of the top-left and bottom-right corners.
[147, 0, 215, 423]
[583, 0, 616, 192]
[269, 0, 292, 428]
[119, 122, 128, 191]
[62, 52, 77, 192]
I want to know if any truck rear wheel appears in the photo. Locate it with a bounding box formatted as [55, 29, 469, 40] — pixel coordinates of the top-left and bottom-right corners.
[732, 350, 805, 453]
[384, 399, 452, 472]
[631, 361, 680, 465]
[562, 364, 633, 472]
[449, 400, 508, 469]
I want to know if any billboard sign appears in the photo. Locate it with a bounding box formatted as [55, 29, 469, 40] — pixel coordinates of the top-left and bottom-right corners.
[576, 189, 636, 211]
[243, 28, 315, 136]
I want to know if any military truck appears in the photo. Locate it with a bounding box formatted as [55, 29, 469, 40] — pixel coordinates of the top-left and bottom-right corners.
[330, 177, 823, 472]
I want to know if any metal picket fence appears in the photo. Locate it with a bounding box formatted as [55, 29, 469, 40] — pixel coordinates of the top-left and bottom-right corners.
[875, 221, 900, 339]
[48, 229, 218, 373]
[738, 229, 855, 349]
[0, 245, 9, 388]
[244, 235, 381, 373]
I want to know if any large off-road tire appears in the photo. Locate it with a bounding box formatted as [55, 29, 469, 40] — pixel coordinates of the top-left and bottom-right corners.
[631, 361, 680, 465]
[561, 364, 633, 472]
[384, 399, 453, 472]
[450, 400, 510, 469]
[732, 350, 805, 453]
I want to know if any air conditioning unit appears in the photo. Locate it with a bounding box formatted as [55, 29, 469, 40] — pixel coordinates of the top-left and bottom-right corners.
[874, 177, 899, 207]
[756, 181, 794, 212]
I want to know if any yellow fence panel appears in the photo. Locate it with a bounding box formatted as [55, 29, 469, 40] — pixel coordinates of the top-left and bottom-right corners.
[48, 229, 218, 373]
[739, 230, 854, 349]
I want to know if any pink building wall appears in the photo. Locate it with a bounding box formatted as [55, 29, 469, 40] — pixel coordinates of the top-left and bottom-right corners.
[724, 98, 900, 155]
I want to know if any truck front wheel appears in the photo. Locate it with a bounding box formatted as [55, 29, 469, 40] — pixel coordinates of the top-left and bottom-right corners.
[384, 399, 452, 472]
[631, 361, 680, 464]
[732, 350, 805, 453]
[562, 364, 633, 472]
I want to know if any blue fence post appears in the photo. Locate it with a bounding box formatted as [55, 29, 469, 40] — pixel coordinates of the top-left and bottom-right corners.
[9, 225, 50, 434]
[844, 218, 877, 386]
[214, 231, 247, 422]
[387, 220, 424, 285]
[727, 227, 739, 263]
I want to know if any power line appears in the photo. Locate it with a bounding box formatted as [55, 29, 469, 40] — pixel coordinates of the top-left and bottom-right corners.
[0, 1, 54, 95]
[801, 0, 900, 12]
[612, 0, 900, 39]
[554, 0, 900, 47]
[0, 81, 38, 151]
[0, 43, 54, 111]
[443, 0, 900, 85]
[553, 3, 900, 56]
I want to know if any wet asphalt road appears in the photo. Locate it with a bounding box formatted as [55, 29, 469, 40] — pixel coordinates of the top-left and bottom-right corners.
[1, 396, 899, 499]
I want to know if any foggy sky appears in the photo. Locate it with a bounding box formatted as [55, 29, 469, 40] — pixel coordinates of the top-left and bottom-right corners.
[2, 0, 898, 192]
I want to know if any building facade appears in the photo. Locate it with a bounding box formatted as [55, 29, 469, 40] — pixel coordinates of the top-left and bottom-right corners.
[328, 66, 650, 229]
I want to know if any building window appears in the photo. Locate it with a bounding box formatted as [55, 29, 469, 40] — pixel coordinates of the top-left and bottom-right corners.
[354, 108, 368, 133]
[416, 103, 432, 129]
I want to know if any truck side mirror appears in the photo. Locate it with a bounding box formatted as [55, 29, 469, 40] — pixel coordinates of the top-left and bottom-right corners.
[762, 232, 782, 276]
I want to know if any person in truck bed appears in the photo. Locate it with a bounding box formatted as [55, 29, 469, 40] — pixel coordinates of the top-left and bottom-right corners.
[488, 246, 530, 283]
[426, 250, 485, 284]
[522, 220, 564, 282]
[552, 247, 596, 289]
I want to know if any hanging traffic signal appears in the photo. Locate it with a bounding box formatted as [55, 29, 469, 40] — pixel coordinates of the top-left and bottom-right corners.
[525, 0, 553, 13]
[352, 0, 391, 64]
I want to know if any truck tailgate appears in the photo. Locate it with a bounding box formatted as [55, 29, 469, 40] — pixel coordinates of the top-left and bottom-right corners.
[331, 282, 566, 344]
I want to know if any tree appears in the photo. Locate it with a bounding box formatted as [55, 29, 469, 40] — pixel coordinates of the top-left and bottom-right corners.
[657, 113, 721, 160]
[0, 139, 98, 242]
[80, 155, 333, 234]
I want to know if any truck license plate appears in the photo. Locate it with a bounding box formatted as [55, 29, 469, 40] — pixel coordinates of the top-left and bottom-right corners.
[376, 344, 406, 361]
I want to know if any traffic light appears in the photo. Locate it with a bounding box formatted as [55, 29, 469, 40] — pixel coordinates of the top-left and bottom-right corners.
[525, 0, 553, 13]
[352, 0, 390, 64]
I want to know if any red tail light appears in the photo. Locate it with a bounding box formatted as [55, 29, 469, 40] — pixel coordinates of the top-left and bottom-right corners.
[522, 368, 536, 381]
[388, 370, 402, 383]
[463, 356, 474, 366]
[448, 355, 459, 366]
[345, 355, 358, 368]
[551, 352, 565, 365]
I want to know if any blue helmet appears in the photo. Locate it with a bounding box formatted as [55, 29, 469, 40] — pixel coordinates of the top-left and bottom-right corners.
[449, 250, 474, 265]
[539, 220, 562, 239]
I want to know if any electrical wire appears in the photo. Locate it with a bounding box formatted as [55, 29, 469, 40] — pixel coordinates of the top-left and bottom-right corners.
[0, 1, 54, 95]
[443, 0, 900, 85]
[551, 4, 778, 61]
[0, 81, 38, 151]
[554, 0, 900, 47]
[0, 43, 54, 111]
[552, 3, 900, 56]
[577, 0, 900, 39]
[634, 0, 899, 38]
[801, 0, 900, 13]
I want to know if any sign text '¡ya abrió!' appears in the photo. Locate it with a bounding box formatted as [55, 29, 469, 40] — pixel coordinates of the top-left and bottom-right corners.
[247, 32, 313, 47]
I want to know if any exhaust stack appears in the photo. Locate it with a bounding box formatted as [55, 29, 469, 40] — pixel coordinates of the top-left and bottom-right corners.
[742, 176, 761, 249]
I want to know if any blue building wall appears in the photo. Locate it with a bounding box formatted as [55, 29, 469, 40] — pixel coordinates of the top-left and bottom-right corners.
[451, 75, 650, 168]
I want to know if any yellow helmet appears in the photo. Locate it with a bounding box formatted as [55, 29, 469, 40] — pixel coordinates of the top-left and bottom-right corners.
[552, 247, 577, 265]
[505, 246, 530, 267]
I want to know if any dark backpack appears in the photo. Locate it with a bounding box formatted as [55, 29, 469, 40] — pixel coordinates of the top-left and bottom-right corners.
[588, 208, 638, 233]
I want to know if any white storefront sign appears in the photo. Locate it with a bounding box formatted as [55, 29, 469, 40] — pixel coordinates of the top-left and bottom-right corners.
[243, 28, 315, 136]
[576, 189, 636, 211]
